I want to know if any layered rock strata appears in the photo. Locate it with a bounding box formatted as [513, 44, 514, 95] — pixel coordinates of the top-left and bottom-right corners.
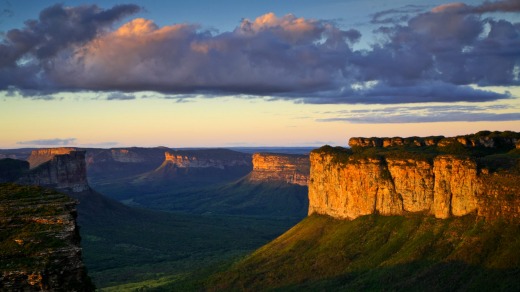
[248, 153, 310, 186]
[0, 183, 94, 291]
[162, 150, 251, 169]
[21, 151, 90, 193]
[349, 131, 520, 149]
[309, 149, 519, 222]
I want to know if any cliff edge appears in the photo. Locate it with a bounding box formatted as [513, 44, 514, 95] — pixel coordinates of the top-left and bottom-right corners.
[0, 183, 94, 291]
[22, 151, 90, 193]
[248, 153, 309, 186]
[309, 131, 520, 222]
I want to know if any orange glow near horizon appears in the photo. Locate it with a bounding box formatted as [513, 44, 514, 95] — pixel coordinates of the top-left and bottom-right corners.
[1, 90, 519, 149]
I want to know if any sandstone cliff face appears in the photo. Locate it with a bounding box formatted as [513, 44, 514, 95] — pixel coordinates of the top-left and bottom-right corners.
[27, 148, 76, 169]
[0, 183, 94, 291]
[308, 149, 518, 221]
[163, 151, 251, 169]
[386, 158, 434, 213]
[21, 151, 90, 193]
[248, 153, 309, 186]
[308, 154, 402, 219]
[432, 156, 479, 218]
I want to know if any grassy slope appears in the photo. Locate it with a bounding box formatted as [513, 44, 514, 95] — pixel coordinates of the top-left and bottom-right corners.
[69, 190, 300, 289]
[209, 214, 520, 291]
[126, 179, 309, 219]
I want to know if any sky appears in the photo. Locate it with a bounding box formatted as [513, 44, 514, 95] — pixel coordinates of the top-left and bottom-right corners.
[0, 0, 519, 148]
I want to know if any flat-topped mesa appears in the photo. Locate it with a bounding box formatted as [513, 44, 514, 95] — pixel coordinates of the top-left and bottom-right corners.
[21, 151, 90, 193]
[248, 153, 310, 186]
[110, 149, 146, 163]
[349, 131, 520, 149]
[309, 131, 520, 222]
[27, 147, 77, 169]
[162, 150, 251, 169]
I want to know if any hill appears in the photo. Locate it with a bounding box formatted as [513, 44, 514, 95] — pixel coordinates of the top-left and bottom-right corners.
[209, 214, 520, 291]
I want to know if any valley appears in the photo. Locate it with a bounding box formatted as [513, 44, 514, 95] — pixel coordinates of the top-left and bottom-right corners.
[1, 131, 519, 290]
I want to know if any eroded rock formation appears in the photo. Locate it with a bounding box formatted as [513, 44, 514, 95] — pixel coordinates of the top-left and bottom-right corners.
[21, 151, 90, 193]
[0, 183, 94, 291]
[349, 131, 519, 149]
[309, 135, 520, 222]
[248, 153, 309, 186]
[162, 150, 251, 169]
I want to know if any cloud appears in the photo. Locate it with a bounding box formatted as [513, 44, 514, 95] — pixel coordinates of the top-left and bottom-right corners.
[371, 5, 427, 24]
[317, 104, 520, 123]
[471, 0, 520, 13]
[0, 1, 519, 105]
[17, 138, 77, 146]
[106, 92, 136, 100]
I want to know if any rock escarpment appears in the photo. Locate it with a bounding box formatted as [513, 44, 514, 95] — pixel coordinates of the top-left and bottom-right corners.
[309, 132, 520, 222]
[27, 148, 77, 169]
[248, 153, 310, 186]
[152, 149, 251, 175]
[0, 183, 94, 291]
[162, 150, 251, 169]
[21, 151, 90, 193]
[144, 149, 252, 183]
[0, 150, 90, 193]
[348, 131, 519, 149]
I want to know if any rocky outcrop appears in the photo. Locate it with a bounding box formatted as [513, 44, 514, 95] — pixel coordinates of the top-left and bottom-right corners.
[248, 153, 309, 186]
[109, 149, 146, 163]
[27, 148, 76, 169]
[0, 183, 94, 291]
[20, 151, 90, 193]
[309, 144, 519, 222]
[349, 131, 520, 149]
[145, 149, 252, 182]
[162, 150, 251, 169]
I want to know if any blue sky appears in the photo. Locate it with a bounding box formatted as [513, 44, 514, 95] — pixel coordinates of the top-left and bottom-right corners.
[0, 0, 519, 148]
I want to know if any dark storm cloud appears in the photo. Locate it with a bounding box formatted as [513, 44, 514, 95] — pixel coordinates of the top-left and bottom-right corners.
[0, 1, 519, 105]
[317, 104, 520, 123]
[17, 138, 77, 146]
[0, 3, 141, 90]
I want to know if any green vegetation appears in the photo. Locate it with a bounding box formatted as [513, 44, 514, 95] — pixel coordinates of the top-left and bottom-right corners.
[119, 179, 308, 219]
[73, 190, 302, 289]
[209, 214, 520, 291]
[0, 183, 71, 267]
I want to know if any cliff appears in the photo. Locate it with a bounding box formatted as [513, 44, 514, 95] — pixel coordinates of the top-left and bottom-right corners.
[0, 183, 94, 291]
[309, 133, 520, 221]
[348, 131, 520, 149]
[150, 149, 252, 178]
[161, 149, 251, 169]
[248, 153, 309, 186]
[20, 151, 90, 193]
[27, 148, 77, 169]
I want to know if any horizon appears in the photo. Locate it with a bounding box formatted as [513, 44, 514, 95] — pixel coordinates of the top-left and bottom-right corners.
[1, 0, 519, 148]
